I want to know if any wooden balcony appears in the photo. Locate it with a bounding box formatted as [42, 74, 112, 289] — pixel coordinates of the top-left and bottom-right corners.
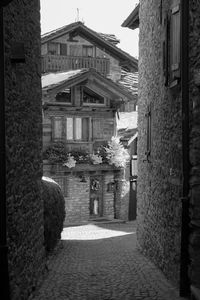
[41, 55, 110, 76]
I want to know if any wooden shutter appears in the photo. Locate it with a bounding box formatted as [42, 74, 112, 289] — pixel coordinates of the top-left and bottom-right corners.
[92, 118, 103, 139]
[53, 117, 62, 139]
[60, 43, 67, 56]
[82, 118, 89, 141]
[170, 4, 180, 81]
[163, 13, 170, 86]
[145, 104, 151, 156]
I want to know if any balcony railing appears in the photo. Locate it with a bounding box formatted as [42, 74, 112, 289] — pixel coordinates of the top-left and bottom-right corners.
[41, 55, 110, 76]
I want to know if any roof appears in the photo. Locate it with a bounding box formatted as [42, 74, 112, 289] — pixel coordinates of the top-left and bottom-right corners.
[97, 32, 120, 45]
[118, 69, 138, 96]
[42, 69, 87, 89]
[117, 111, 138, 131]
[42, 68, 134, 100]
[117, 111, 138, 145]
[41, 21, 138, 70]
[121, 4, 139, 30]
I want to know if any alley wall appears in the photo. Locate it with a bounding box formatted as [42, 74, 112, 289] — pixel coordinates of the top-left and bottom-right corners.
[4, 0, 45, 298]
[189, 0, 200, 292]
[137, 0, 182, 287]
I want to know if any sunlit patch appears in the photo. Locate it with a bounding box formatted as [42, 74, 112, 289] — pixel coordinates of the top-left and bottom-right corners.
[61, 224, 135, 240]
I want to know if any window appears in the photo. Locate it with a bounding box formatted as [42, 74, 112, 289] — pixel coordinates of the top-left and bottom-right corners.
[163, 2, 180, 87]
[52, 116, 90, 141]
[60, 43, 67, 56]
[65, 117, 90, 141]
[69, 45, 81, 56]
[82, 45, 94, 57]
[82, 87, 104, 105]
[48, 42, 59, 55]
[55, 88, 71, 103]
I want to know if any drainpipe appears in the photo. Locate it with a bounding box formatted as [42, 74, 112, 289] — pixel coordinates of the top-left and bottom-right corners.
[179, 0, 190, 297]
[0, 1, 13, 299]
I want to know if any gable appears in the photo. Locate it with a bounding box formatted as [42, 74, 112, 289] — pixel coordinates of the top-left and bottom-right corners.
[41, 22, 138, 71]
[42, 69, 134, 103]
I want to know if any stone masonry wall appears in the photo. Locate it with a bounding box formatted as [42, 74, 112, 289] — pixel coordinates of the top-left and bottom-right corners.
[64, 174, 90, 225]
[4, 1, 45, 299]
[103, 173, 115, 219]
[137, 0, 183, 287]
[188, 0, 200, 292]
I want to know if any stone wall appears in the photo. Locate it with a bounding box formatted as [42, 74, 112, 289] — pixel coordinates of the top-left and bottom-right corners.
[43, 164, 121, 225]
[64, 174, 90, 224]
[188, 0, 200, 293]
[137, 0, 183, 287]
[4, 0, 45, 299]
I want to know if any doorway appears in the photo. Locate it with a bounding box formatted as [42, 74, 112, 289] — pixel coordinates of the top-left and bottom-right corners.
[89, 175, 103, 217]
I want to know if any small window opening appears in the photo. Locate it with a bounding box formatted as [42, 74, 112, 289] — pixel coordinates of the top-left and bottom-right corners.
[56, 89, 71, 103]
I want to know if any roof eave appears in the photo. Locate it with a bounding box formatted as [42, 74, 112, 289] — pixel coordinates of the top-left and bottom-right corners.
[121, 4, 139, 30]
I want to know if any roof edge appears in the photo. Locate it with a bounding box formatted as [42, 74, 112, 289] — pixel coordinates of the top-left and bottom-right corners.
[121, 4, 139, 30]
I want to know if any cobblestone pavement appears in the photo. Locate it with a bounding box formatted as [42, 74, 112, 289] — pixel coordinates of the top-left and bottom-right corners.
[31, 221, 188, 300]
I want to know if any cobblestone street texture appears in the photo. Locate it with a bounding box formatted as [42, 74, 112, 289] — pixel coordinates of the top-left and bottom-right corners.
[31, 222, 188, 300]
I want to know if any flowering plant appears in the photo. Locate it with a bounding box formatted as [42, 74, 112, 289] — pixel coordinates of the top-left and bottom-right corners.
[90, 153, 103, 165]
[63, 154, 76, 168]
[104, 136, 129, 168]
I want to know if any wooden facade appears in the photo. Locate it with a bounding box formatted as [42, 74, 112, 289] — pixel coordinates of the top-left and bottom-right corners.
[41, 22, 138, 82]
[42, 22, 138, 224]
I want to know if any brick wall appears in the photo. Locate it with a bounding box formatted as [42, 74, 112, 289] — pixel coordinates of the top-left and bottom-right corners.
[188, 0, 200, 292]
[4, 0, 45, 299]
[137, 0, 182, 287]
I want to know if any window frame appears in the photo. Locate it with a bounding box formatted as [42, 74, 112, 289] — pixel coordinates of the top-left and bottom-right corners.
[65, 116, 91, 142]
[47, 42, 59, 55]
[82, 45, 94, 57]
[81, 87, 106, 106]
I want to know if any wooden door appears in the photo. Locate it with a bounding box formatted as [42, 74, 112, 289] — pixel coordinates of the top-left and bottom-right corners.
[89, 176, 103, 217]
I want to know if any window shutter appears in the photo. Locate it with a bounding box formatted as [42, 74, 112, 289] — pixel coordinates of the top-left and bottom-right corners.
[170, 4, 180, 81]
[60, 43, 67, 56]
[146, 104, 151, 157]
[163, 13, 170, 86]
[92, 118, 103, 139]
[53, 117, 62, 140]
[82, 118, 89, 141]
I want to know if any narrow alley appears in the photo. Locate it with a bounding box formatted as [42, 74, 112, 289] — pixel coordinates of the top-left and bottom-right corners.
[31, 221, 186, 300]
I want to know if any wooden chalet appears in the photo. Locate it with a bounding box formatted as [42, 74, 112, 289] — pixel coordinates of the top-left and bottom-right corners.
[42, 68, 134, 224]
[41, 21, 138, 82]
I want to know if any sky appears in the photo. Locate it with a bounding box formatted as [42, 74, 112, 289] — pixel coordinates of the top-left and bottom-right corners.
[40, 0, 139, 58]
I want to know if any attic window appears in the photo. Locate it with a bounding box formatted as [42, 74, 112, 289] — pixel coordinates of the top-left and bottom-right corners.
[82, 87, 104, 105]
[55, 89, 71, 103]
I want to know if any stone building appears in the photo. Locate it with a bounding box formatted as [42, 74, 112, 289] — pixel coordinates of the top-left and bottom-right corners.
[41, 22, 138, 224]
[1, 0, 45, 299]
[122, 1, 200, 299]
